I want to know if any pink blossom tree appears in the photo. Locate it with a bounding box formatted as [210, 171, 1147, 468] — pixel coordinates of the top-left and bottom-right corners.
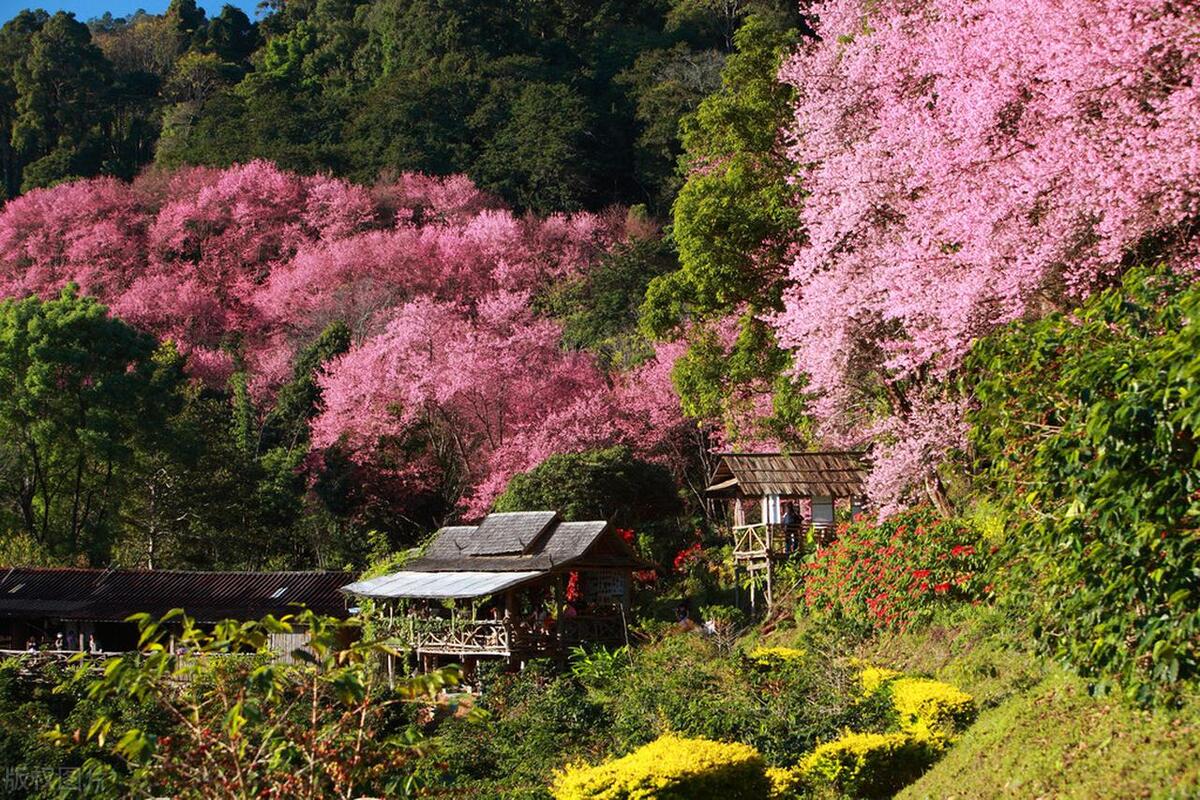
[311, 292, 620, 517]
[775, 0, 1200, 511]
[0, 161, 689, 519]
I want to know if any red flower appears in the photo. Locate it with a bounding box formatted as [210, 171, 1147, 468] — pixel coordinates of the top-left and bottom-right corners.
[911, 569, 931, 579]
[950, 544, 975, 557]
[933, 582, 951, 593]
[673, 542, 703, 573]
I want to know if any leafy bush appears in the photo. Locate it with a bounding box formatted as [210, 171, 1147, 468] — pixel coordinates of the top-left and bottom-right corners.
[859, 666, 977, 746]
[607, 632, 890, 766]
[798, 731, 934, 799]
[889, 678, 976, 745]
[858, 666, 901, 696]
[969, 268, 1200, 701]
[429, 663, 611, 797]
[801, 507, 991, 631]
[570, 646, 630, 693]
[765, 764, 807, 800]
[746, 646, 806, 670]
[494, 446, 680, 528]
[52, 610, 457, 800]
[551, 735, 771, 800]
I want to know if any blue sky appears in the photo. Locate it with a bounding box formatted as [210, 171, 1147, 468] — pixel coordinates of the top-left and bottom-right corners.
[0, 0, 259, 22]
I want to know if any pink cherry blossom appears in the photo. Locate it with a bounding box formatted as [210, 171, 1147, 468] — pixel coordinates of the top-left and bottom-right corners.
[775, 0, 1200, 508]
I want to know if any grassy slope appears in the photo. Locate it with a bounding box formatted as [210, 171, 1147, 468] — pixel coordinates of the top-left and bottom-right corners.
[899, 672, 1200, 800]
[793, 609, 1200, 800]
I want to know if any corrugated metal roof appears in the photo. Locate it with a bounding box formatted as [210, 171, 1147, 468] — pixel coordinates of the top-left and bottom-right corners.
[342, 570, 544, 599]
[0, 568, 351, 622]
[705, 452, 868, 498]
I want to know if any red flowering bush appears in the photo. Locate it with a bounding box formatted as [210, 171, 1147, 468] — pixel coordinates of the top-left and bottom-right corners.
[801, 507, 991, 631]
[674, 541, 704, 573]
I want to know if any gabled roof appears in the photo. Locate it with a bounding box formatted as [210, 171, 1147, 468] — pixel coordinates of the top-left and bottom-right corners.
[0, 569, 352, 622]
[461, 511, 557, 556]
[705, 452, 867, 498]
[343, 511, 650, 600]
[407, 513, 635, 573]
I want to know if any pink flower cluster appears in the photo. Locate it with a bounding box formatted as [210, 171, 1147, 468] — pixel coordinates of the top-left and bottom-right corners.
[774, 0, 1200, 508]
[0, 162, 692, 516]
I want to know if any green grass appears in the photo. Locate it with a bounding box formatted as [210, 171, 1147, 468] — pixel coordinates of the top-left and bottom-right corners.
[899, 672, 1200, 800]
[765, 607, 1200, 799]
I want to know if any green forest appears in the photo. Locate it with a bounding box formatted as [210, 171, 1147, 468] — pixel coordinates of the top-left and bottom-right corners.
[0, 0, 801, 213]
[0, 0, 1199, 797]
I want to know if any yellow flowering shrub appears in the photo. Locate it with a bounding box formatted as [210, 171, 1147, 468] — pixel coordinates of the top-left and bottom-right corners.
[747, 646, 807, 669]
[765, 765, 807, 799]
[859, 666, 901, 695]
[551, 735, 771, 800]
[798, 731, 933, 798]
[889, 677, 975, 745]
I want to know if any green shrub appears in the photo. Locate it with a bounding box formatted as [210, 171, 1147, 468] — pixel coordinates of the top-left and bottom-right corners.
[431, 664, 611, 795]
[552, 735, 771, 800]
[799, 731, 934, 799]
[968, 268, 1200, 701]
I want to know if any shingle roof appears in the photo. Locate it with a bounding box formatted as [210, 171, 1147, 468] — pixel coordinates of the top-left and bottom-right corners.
[405, 517, 625, 573]
[705, 452, 867, 498]
[0, 569, 351, 622]
[461, 511, 557, 555]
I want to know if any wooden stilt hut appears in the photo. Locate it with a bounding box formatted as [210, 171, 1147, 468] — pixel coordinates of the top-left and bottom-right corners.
[705, 452, 868, 609]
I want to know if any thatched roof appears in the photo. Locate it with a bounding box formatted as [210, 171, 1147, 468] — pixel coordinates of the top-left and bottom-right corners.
[705, 452, 867, 498]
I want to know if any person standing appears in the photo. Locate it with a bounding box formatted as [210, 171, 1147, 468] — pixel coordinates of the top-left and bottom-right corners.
[781, 502, 801, 553]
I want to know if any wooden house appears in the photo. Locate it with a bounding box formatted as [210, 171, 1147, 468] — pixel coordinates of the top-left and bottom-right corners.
[705, 452, 868, 607]
[342, 511, 649, 675]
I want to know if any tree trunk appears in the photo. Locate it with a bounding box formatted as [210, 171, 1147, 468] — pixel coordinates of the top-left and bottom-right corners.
[924, 472, 954, 517]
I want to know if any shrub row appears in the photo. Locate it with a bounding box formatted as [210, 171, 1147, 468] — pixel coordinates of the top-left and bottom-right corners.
[552, 735, 770, 799]
[552, 668, 975, 800]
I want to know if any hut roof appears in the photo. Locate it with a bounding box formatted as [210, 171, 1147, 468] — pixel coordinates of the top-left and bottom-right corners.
[343, 512, 650, 600]
[0, 568, 351, 623]
[705, 452, 868, 498]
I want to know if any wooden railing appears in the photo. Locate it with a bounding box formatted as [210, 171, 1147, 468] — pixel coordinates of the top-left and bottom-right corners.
[411, 620, 518, 656]
[730, 521, 837, 562]
[409, 614, 628, 657]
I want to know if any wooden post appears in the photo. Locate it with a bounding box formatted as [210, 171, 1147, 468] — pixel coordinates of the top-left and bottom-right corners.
[554, 573, 566, 670]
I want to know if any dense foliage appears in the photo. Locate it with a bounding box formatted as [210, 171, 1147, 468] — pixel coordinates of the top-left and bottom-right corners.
[0, 288, 181, 563]
[62, 609, 458, 796]
[0, 163, 696, 564]
[0, 0, 807, 215]
[969, 269, 1200, 701]
[801, 508, 991, 633]
[642, 14, 807, 447]
[495, 447, 679, 526]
